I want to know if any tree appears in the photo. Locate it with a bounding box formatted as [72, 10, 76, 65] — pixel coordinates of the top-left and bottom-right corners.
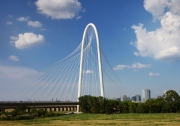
[31, 107, 37, 113]
[121, 101, 130, 113]
[136, 103, 148, 113]
[37, 108, 46, 117]
[88, 96, 99, 113]
[162, 90, 180, 113]
[104, 99, 118, 114]
[79, 95, 120, 114]
[98, 96, 106, 113]
[129, 102, 138, 113]
[79, 95, 91, 113]
[30, 107, 38, 116]
[145, 98, 165, 113]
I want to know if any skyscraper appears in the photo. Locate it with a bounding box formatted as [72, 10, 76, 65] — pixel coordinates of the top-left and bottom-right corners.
[131, 94, 141, 102]
[122, 95, 130, 101]
[135, 94, 141, 102]
[142, 89, 151, 102]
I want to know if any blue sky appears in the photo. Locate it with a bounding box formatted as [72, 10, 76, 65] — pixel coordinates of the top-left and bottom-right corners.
[0, 0, 180, 99]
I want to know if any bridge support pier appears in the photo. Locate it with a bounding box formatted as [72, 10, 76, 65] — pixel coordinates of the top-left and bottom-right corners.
[77, 105, 79, 113]
[27, 108, 31, 113]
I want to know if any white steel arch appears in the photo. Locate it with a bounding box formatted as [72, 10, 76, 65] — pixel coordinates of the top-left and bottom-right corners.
[77, 23, 104, 100]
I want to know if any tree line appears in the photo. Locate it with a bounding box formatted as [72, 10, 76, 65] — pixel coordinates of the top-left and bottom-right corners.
[79, 90, 180, 114]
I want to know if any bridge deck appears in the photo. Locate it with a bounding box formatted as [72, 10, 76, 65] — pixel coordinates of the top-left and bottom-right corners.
[0, 101, 79, 109]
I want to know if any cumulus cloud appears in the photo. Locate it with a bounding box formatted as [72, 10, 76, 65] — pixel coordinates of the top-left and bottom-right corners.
[9, 55, 19, 61]
[144, 0, 180, 20]
[10, 32, 45, 49]
[113, 65, 127, 70]
[28, 21, 42, 27]
[17, 16, 42, 28]
[144, 0, 168, 20]
[132, 0, 180, 62]
[35, 0, 83, 19]
[149, 72, 160, 76]
[168, 0, 180, 15]
[16, 17, 29, 22]
[84, 70, 94, 74]
[113, 63, 151, 70]
[6, 22, 12, 25]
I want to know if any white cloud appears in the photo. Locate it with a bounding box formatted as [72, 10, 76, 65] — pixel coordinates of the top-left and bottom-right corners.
[84, 70, 94, 74]
[16, 16, 42, 28]
[149, 72, 160, 76]
[28, 21, 42, 27]
[113, 63, 151, 70]
[76, 16, 81, 20]
[144, 0, 168, 20]
[144, 0, 180, 20]
[167, 0, 180, 15]
[10, 36, 18, 41]
[40, 28, 47, 31]
[113, 65, 128, 70]
[10, 36, 18, 46]
[132, 12, 180, 62]
[11, 32, 45, 49]
[132, 0, 180, 62]
[6, 22, 12, 25]
[131, 63, 151, 69]
[35, 0, 83, 19]
[9, 55, 19, 61]
[16, 17, 29, 22]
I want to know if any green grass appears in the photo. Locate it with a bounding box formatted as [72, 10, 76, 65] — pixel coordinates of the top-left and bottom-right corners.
[49, 113, 180, 121]
[20, 119, 50, 125]
[1, 113, 180, 126]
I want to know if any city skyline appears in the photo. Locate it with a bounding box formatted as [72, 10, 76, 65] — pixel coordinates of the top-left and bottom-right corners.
[0, 0, 180, 99]
[122, 89, 151, 102]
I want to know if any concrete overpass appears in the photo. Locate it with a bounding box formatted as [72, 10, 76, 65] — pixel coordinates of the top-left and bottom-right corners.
[0, 101, 79, 112]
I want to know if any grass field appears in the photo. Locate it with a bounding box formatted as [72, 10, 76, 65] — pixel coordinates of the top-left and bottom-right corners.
[0, 113, 180, 126]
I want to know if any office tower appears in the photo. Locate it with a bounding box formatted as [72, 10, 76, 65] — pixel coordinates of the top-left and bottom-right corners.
[131, 94, 141, 102]
[131, 96, 136, 102]
[122, 95, 130, 101]
[142, 89, 151, 102]
[135, 94, 141, 102]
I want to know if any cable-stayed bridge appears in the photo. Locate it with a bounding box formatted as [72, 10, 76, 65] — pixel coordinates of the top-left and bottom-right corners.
[0, 23, 124, 103]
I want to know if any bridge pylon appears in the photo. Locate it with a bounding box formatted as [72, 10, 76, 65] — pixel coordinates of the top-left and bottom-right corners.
[77, 23, 104, 112]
